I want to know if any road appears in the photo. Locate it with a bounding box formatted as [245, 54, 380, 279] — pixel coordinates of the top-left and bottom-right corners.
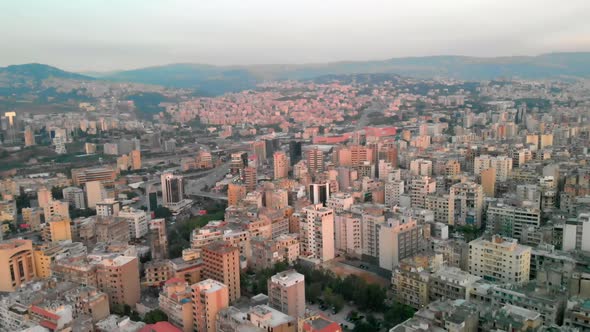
[184, 161, 230, 201]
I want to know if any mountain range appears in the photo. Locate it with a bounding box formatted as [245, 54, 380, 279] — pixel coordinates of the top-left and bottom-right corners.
[1, 52, 589, 97]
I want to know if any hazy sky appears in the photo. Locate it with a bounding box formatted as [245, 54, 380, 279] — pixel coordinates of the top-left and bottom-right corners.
[1, 0, 589, 72]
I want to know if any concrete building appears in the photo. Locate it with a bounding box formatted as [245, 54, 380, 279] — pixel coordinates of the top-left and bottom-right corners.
[161, 172, 184, 206]
[468, 235, 531, 284]
[428, 266, 481, 302]
[308, 183, 330, 206]
[85, 180, 105, 209]
[306, 147, 324, 176]
[392, 254, 443, 309]
[0, 239, 35, 292]
[384, 179, 404, 208]
[251, 234, 300, 271]
[217, 305, 296, 332]
[379, 215, 426, 270]
[449, 181, 484, 227]
[43, 199, 70, 220]
[44, 216, 72, 242]
[159, 278, 193, 332]
[410, 158, 433, 176]
[474, 155, 513, 182]
[71, 167, 116, 186]
[480, 167, 496, 197]
[227, 183, 246, 206]
[202, 241, 241, 303]
[119, 206, 149, 239]
[325, 192, 354, 213]
[96, 198, 120, 217]
[268, 270, 305, 318]
[37, 187, 53, 208]
[409, 176, 436, 209]
[299, 204, 335, 262]
[62, 186, 86, 209]
[486, 200, 541, 242]
[334, 214, 362, 257]
[274, 151, 289, 180]
[191, 279, 229, 332]
[563, 213, 590, 252]
[96, 255, 141, 307]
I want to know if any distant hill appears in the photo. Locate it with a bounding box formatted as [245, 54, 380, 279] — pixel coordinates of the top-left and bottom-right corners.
[0, 63, 92, 81]
[101, 52, 590, 94]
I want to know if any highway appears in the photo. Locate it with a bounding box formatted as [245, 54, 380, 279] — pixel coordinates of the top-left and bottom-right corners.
[184, 161, 230, 200]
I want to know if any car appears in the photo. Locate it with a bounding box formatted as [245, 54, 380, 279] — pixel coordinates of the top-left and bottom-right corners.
[319, 304, 328, 310]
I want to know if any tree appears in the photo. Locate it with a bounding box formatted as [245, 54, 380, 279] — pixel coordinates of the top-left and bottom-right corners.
[384, 302, 415, 328]
[306, 282, 322, 303]
[143, 309, 168, 324]
[154, 206, 172, 219]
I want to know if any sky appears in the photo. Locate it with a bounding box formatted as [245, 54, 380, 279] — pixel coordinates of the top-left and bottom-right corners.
[1, 0, 589, 72]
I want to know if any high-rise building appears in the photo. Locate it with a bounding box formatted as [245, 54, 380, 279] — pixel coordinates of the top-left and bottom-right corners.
[96, 255, 141, 306]
[409, 176, 436, 209]
[148, 186, 158, 212]
[191, 279, 229, 332]
[308, 182, 330, 206]
[37, 187, 53, 208]
[480, 167, 496, 197]
[378, 215, 425, 270]
[130, 150, 141, 170]
[289, 140, 302, 166]
[24, 126, 34, 146]
[334, 214, 362, 257]
[468, 235, 531, 284]
[410, 158, 433, 176]
[268, 270, 306, 318]
[486, 200, 541, 242]
[96, 198, 120, 217]
[449, 181, 484, 227]
[0, 239, 35, 292]
[85, 180, 105, 209]
[273, 151, 289, 179]
[306, 147, 324, 176]
[62, 186, 86, 209]
[251, 140, 267, 162]
[44, 216, 72, 242]
[299, 204, 334, 262]
[474, 155, 513, 182]
[161, 172, 184, 206]
[230, 152, 248, 176]
[43, 199, 70, 220]
[150, 218, 168, 260]
[202, 241, 241, 303]
[265, 138, 280, 159]
[159, 278, 193, 332]
[243, 166, 257, 192]
[227, 183, 246, 206]
[72, 166, 116, 186]
[119, 206, 149, 239]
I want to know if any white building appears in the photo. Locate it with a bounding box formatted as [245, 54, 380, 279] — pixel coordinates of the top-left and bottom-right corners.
[62, 187, 86, 210]
[119, 206, 149, 239]
[468, 235, 531, 284]
[334, 213, 361, 257]
[299, 204, 334, 262]
[474, 155, 513, 181]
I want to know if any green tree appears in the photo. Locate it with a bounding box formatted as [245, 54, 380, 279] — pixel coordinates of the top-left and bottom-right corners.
[306, 282, 322, 303]
[384, 302, 415, 328]
[154, 206, 172, 219]
[143, 309, 168, 324]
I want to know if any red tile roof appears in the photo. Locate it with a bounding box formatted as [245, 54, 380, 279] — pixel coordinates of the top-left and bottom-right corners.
[139, 322, 182, 332]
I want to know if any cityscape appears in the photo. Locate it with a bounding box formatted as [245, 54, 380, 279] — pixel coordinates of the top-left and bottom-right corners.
[1, 1, 590, 332]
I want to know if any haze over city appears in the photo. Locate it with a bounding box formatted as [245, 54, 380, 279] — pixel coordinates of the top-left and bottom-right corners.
[1, 0, 590, 71]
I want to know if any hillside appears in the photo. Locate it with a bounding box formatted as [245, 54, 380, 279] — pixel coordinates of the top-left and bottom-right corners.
[101, 52, 590, 94]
